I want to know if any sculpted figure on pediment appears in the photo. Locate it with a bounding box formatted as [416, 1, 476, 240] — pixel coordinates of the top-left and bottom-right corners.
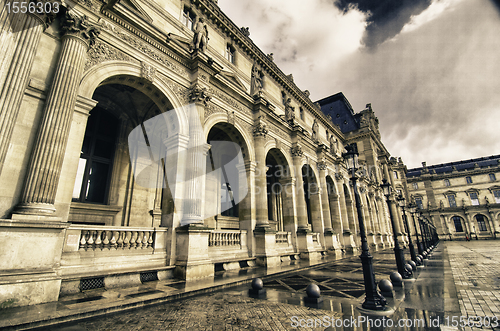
[192, 18, 209, 52]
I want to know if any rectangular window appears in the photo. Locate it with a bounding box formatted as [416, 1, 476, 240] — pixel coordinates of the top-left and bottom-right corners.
[299, 107, 304, 120]
[415, 197, 423, 209]
[447, 195, 457, 207]
[444, 179, 450, 187]
[466, 176, 473, 184]
[470, 192, 479, 206]
[494, 190, 500, 203]
[226, 44, 235, 63]
[489, 173, 496, 181]
[182, 7, 195, 30]
[412, 182, 418, 189]
[393, 171, 398, 179]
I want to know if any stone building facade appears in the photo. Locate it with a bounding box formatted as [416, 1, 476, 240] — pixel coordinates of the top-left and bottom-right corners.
[0, 0, 407, 308]
[406, 155, 500, 241]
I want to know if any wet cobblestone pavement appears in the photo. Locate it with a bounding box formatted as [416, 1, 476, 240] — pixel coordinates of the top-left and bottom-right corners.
[10, 241, 500, 331]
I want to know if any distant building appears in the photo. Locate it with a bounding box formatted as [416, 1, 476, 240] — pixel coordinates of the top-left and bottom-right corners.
[406, 155, 500, 240]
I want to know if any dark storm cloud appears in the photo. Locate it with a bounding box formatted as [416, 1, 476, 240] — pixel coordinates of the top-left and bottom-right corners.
[334, 0, 432, 48]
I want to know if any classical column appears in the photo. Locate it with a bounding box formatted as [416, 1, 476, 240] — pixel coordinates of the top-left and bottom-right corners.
[14, 13, 99, 217]
[0, 11, 50, 176]
[292, 145, 308, 232]
[180, 85, 210, 226]
[318, 163, 334, 249]
[253, 118, 270, 229]
[337, 177, 356, 252]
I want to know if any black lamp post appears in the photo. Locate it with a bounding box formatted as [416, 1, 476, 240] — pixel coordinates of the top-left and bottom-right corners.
[418, 213, 428, 252]
[397, 194, 417, 264]
[381, 179, 411, 279]
[343, 144, 386, 310]
[408, 202, 423, 258]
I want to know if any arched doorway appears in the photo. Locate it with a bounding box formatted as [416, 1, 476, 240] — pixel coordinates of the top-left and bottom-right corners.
[302, 164, 322, 234]
[206, 122, 249, 230]
[69, 80, 176, 228]
[265, 148, 290, 231]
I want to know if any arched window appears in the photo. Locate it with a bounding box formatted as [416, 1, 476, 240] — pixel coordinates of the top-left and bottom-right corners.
[452, 216, 463, 232]
[72, 107, 118, 204]
[475, 214, 488, 232]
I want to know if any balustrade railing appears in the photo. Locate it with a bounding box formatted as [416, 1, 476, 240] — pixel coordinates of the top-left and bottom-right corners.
[209, 230, 241, 247]
[77, 227, 156, 251]
[312, 232, 320, 243]
[275, 231, 290, 244]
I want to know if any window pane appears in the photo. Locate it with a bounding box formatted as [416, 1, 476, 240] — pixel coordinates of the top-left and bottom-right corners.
[470, 192, 479, 206]
[466, 176, 472, 184]
[72, 158, 87, 200]
[416, 198, 423, 209]
[85, 162, 110, 203]
[490, 173, 496, 181]
[453, 217, 463, 232]
[93, 139, 115, 159]
[444, 179, 450, 187]
[413, 182, 418, 189]
[448, 195, 456, 207]
[494, 190, 500, 203]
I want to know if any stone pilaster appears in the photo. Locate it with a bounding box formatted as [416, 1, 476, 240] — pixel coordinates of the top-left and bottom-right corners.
[337, 177, 356, 252]
[253, 116, 269, 229]
[318, 164, 334, 250]
[14, 13, 99, 217]
[181, 84, 210, 226]
[0, 11, 50, 175]
[292, 144, 308, 231]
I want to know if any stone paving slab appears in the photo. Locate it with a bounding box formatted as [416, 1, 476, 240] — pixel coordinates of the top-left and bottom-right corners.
[38, 291, 342, 331]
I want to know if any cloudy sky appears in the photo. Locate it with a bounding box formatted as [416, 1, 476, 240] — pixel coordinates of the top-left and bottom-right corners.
[218, 0, 500, 169]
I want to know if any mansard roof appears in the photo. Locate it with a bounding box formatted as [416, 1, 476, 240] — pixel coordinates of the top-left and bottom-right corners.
[316, 92, 360, 133]
[407, 154, 500, 178]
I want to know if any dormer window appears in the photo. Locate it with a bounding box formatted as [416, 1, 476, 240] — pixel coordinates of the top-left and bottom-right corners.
[182, 7, 196, 30]
[226, 44, 235, 64]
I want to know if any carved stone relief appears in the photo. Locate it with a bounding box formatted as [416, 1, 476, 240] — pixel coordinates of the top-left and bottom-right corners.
[85, 40, 134, 72]
[98, 21, 189, 78]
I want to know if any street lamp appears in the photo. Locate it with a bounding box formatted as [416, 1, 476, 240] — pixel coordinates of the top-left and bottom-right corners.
[381, 179, 411, 279]
[343, 144, 386, 310]
[418, 212, 427, 252]
[408, 202, 423, 261]
[397, 194, 417, 264]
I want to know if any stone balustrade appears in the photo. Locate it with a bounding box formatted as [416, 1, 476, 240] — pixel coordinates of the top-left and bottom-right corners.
[78, 227, 155, 251]
[209, 230, 242, 247]
[312, 232, 320, 243]
[275, 231, 290, 245]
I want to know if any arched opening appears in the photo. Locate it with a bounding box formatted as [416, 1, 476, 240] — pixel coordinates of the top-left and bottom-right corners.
[70, 80, 176, 227]
[302, 164, 322, 233]
[452, 216, 464, 233]
[326, 175, 341, 233]
[265, 149, 289, 231]
[206, 123, 249, 229]
[474, 214, 489, 232]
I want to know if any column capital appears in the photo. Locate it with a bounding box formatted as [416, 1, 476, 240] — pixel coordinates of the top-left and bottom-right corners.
[61, 12, 100, 48]
[188, 83, 211, 106]
[291, 144, 303, 158]
[317, 161, 327, 171]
